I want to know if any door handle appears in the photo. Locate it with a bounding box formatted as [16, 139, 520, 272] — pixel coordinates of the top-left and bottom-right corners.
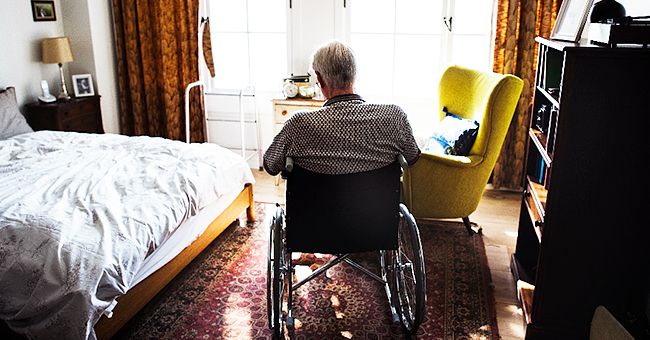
[443, 17, 453, 32]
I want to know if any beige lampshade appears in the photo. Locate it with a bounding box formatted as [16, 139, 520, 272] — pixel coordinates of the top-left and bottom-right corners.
[41, 37, 74, 64]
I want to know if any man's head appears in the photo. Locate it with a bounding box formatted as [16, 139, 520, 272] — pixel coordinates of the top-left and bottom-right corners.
[311, 40, 356, 96]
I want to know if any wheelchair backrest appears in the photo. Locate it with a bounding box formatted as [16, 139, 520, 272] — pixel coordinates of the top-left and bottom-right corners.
[285, 161, 401, 254]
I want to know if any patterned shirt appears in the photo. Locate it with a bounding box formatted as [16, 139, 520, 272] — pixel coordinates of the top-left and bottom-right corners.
[263, 94, 421, 175]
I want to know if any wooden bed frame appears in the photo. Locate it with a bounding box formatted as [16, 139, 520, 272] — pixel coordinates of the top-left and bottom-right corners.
[94, 183, 255, 339]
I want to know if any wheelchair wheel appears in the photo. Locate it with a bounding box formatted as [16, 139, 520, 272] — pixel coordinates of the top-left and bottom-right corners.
[267, 205, 286, 338]
[393, 203, 426, 334]
[380, 250, 400, 323]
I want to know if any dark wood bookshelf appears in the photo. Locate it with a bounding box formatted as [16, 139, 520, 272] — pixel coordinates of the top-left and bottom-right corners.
[511, 37, 650, 339]
[528, 129, 552, 165]
[535, 86, 560, 108]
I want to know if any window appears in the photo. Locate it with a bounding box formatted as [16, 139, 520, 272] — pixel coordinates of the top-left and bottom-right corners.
[346, 0, 495, 133]
[203, 0, 496, 157]
[349, 0, 443, 99]
[616, 0, 649, 17]
[448, 0, 494, 71]
[206, 0, 287, 93]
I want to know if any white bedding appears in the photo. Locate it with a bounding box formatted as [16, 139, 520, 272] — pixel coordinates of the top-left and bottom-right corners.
[0, 131, 254, 340]
[129, 187, 242, 288]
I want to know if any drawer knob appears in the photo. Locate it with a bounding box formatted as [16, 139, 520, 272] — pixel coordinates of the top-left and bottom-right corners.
[281, 110, 288, 116]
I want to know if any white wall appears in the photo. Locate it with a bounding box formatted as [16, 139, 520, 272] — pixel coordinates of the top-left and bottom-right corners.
[0, 1, 64, 108]
[87, 1, 119, 134]
[62, 0, 120, 134]
[0, 0, 119, 134]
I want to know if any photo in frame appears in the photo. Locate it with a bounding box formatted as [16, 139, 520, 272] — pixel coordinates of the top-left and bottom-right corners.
[550, 0, 595, 43]
[31, 1, 56, 22]
[72, 74, 95, 97]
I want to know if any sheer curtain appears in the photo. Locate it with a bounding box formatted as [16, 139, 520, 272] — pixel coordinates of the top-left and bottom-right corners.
[490, 0, 561, 189]
[112, 0, 206, 142]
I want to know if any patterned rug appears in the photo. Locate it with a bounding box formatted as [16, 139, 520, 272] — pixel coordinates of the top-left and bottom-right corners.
[114, 203, 498, 339]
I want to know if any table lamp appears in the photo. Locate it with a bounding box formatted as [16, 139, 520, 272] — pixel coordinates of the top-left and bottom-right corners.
[590, 0, 626, 23]
[41, 36, 74, 100]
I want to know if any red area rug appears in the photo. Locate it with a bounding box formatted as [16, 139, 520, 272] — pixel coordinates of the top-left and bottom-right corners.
[115, 203, 498, 339]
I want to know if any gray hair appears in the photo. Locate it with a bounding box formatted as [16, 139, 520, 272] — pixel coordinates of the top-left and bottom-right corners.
[311, 40, 356, 90]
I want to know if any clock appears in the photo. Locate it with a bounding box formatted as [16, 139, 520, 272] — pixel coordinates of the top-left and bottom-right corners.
[283, 82, 298, 98]
[299, 85, 315, 98]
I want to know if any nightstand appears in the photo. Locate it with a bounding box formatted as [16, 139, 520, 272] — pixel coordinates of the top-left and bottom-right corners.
[26, 95, 103, 133]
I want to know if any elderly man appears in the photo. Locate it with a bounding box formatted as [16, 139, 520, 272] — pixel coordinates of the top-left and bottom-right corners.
[263, 40, 420, 176]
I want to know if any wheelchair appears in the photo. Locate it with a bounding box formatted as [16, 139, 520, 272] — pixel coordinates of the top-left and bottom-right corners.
[266, 155, 427, 338]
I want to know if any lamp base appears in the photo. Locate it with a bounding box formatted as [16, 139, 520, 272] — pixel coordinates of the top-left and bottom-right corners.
[57, 63, 71, 101]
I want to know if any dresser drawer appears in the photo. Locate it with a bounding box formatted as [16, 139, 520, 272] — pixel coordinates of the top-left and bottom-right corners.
[272, 99, 324, 124]
[60, 112, 100, 133]
[273, 104, 308, 124]
[61, 99, 98, 119]
[57, 106, 77, 121]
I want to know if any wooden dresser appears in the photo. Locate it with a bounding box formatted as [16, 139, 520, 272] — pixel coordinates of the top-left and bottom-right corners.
[26, 95, 103, 133]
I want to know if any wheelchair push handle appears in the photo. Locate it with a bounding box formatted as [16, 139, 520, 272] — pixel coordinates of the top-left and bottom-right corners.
[397, 154, 408, 173]
[281, 157, 294, 179]
[285, 157, 294, 172]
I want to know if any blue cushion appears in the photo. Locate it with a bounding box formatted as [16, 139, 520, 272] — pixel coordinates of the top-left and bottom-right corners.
[424, 107, 479, 156]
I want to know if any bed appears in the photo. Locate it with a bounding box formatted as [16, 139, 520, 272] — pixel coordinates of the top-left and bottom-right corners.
[0, 87, 256, 339]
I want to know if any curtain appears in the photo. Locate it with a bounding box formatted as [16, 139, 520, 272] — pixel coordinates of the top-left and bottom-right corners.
[112, 0, 205, 143]
[202, 18, 215, 78]
[491, 0, 561, 189]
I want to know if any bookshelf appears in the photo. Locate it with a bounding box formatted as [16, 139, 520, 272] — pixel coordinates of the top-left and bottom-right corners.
[511, 37, 650, 339]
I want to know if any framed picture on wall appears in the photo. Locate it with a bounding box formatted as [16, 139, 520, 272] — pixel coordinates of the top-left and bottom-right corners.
[31, 1, 56, 22]
[72, 74, 95, 97]
[550, 0, 595, 43]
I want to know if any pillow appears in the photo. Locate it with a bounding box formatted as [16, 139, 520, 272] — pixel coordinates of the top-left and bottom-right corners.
[0, 87, 34, 140]
[423, 107, 479, 156]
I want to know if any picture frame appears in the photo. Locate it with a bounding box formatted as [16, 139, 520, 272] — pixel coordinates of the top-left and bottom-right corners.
[72, 74, 95, 97]
[31, 1, 56, 22]
[550, 0, 595, 43]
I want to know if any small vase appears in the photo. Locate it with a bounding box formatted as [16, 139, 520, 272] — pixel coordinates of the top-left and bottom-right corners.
[590, 0, 626, 23]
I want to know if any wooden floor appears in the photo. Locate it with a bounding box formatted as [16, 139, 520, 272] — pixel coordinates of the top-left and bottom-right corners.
[252, 169, 526, 339]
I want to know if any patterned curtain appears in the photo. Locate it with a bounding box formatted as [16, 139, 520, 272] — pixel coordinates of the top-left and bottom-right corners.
[202, 18, 216, 78]
[112, 0, 205, 143]
[491, 0, 561, 189]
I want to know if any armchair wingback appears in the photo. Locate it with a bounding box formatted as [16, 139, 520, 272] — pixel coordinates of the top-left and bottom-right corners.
[402, 65, 523, 233]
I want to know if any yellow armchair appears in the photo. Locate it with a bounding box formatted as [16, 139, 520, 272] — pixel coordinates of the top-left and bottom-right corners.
[402, 65, 523, 234]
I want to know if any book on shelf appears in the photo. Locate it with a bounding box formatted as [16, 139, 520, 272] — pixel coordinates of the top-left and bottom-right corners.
[517, 280, 535, 325]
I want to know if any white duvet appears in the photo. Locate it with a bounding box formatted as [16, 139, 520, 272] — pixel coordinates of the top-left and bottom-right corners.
[0, 131, 254, 339]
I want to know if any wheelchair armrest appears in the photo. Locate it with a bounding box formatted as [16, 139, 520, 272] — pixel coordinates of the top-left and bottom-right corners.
[285, 157, 294, 172]
[397, 154, 408, 172]
[281, 157, 294, 179]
